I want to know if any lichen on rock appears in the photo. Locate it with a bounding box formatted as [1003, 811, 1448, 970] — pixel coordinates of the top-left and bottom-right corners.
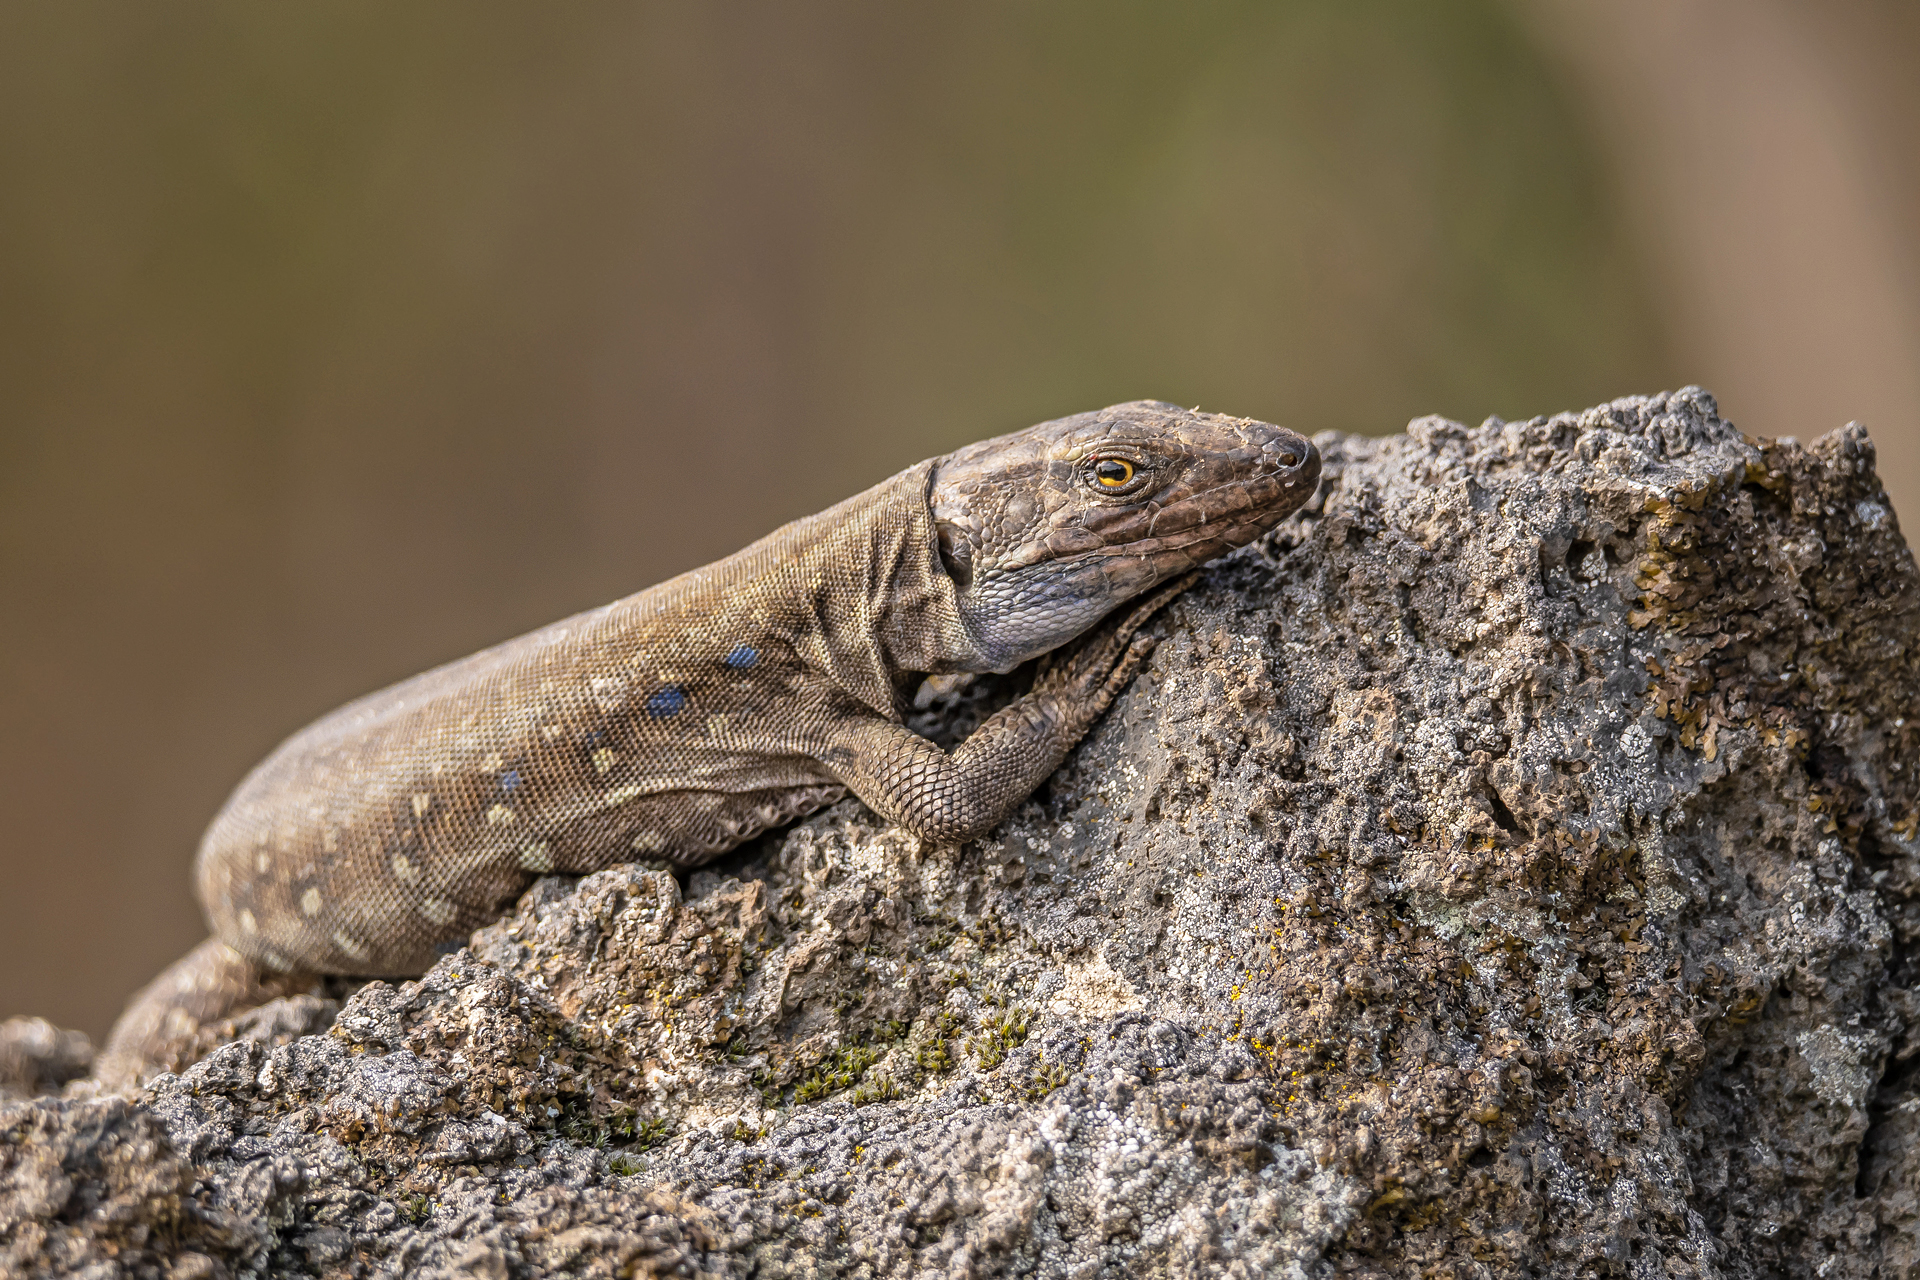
[5, 389, 1919, 1277]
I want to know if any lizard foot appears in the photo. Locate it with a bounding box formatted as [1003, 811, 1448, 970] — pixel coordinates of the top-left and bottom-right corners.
[1034, 571, 1199, 720]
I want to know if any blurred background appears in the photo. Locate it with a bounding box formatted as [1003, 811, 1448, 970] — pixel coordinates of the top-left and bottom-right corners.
[4, 0, 1916, 1039]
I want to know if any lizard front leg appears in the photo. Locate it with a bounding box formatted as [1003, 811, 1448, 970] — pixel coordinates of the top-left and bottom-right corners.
[822, 575, 1193, 844]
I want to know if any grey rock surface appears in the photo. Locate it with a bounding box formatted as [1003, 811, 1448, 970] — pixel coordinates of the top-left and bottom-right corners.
[5, 389, 1918, 1277]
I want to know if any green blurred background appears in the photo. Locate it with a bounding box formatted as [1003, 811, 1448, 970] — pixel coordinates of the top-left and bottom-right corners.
[4, 1, 1917, 1038]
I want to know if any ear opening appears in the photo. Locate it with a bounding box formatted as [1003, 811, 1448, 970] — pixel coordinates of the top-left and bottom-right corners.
[936, 522, 974, 589]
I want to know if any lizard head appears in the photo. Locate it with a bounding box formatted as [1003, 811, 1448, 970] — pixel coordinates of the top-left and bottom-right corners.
[928, 400, 1320, 671]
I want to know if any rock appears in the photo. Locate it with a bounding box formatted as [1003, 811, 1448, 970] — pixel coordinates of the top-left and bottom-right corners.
[0, 1019, 94, 1099]
[3, 389, 1917, 1277]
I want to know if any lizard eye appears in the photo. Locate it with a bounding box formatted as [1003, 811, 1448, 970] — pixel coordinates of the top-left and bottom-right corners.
[1089, 457, 1137, 491]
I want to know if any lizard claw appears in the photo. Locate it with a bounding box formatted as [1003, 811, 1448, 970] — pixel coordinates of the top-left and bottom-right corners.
[1111, 571, 1201, 644]
[1038, 571, 1198, 705]
[1094, 632, 1160, 704]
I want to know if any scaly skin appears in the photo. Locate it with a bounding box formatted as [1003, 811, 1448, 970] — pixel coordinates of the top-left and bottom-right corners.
[101, 401, 1319, 1085]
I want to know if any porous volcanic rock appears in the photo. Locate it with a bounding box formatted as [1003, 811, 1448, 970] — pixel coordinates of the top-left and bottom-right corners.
[5, 389, 1918, 1278]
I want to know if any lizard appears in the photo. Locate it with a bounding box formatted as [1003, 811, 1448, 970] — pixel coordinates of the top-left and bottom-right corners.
[101, 401, 1319, 1083]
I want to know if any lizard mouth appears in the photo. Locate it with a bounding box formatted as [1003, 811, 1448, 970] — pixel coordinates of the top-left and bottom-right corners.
[1136, 450, 1319, 553]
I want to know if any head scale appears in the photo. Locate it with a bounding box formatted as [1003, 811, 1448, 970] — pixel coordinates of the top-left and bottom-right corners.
[928, 400, 1320, 670]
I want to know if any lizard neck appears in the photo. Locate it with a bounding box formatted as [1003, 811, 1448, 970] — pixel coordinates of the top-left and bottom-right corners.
[694, 459, 989, 722]
[847, 460, 995, 681]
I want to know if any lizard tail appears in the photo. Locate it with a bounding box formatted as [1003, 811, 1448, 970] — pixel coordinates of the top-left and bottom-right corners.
[96, 937, 317, 1092]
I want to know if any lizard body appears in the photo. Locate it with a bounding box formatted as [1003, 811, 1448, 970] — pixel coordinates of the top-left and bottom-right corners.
[104, 402, 1318, 1078]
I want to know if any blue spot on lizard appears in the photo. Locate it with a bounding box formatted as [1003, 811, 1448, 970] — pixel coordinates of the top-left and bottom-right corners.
[646, 685, 688, 717]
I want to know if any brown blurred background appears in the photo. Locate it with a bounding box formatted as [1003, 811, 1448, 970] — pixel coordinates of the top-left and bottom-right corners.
[3, 1, 1916, 1040]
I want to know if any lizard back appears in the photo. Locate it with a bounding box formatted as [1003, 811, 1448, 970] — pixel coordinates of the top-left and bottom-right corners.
[199, 460, 968, 977]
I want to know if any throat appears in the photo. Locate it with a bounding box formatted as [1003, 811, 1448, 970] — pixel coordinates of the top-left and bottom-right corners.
[958, 570, 1120, 672]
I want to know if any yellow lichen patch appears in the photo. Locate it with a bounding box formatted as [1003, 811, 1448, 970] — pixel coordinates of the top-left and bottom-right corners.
[1626, 478, 1740, 630]
[1758, 718, 1811, 754]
